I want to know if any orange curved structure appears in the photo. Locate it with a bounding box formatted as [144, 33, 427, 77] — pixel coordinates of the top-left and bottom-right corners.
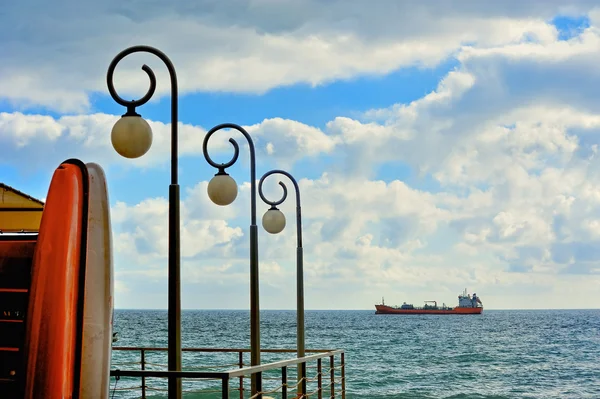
[15, 159, 114, 399]
[22, 159, 89, 398]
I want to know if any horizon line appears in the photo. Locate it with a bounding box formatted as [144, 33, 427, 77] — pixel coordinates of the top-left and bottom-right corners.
[113, 307, 600, 311]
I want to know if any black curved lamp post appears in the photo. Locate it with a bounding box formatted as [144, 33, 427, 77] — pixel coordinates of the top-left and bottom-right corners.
[258, 170, 305, 394]
[106, 45, 182, 399]
[202, 123, 263, 395]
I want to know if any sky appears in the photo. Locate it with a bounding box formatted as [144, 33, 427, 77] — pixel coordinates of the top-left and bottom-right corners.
[2, 0, 600, 310]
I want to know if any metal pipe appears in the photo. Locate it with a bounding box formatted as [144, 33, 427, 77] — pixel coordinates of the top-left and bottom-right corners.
[239, 351, 244, 399]
[282, 366, 288, 398]
[341, 353, 346, 399]
[222, 377, 230, 399]
[317, 358, 322, 399]
[107, 45, 182, 399]
[329, 356, 335, 398]
[227, 351, 344, 378]
[258, 170, 305, 392]
[109, 349, 345, 397]
[112, 347, 333, 353]
[141, 349, 146, 399]
[202, 123, 261, 395]
[110, 349, 344, 379]
[301, 361, 307, 398]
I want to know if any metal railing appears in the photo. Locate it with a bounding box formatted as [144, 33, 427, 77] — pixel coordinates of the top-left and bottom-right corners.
[110, 347, 346, 399]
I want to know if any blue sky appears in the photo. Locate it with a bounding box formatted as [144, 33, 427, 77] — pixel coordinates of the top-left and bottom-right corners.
[1, 57, 454, 202]
[1, 1, 600, 309]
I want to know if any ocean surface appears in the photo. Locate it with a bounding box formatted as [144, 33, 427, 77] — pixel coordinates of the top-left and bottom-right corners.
[110, 309, 600, 398]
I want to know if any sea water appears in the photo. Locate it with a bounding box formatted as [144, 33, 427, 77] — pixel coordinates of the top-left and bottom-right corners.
[110, 309, 600, 398]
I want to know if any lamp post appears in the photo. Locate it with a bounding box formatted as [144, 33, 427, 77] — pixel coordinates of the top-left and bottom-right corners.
[258, 170, 305, 394]
[202, 123, 262, 395]
[106, 45, 182, 399]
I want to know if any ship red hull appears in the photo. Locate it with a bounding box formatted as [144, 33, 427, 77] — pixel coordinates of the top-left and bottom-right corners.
[375, 305, 482, 315]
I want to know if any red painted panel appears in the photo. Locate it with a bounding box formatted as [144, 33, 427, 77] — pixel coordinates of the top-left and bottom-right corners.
[23, 162, 86, 399]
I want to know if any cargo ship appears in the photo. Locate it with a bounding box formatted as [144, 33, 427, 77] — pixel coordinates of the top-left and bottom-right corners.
[375, 289, 483, 315]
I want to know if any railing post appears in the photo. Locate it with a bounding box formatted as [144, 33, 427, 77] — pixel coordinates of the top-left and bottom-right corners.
[222, 377, 230, 399]
[301, 362, 307, 398]
[239, 351, 244, 399]
[340, 353, 345, 399]
[329, 356, 335, 398]
[282, 366, 288, 398]
[317, 358, 322, 399]
[141, 349, 146, 399]
[109, 347, 345, 399]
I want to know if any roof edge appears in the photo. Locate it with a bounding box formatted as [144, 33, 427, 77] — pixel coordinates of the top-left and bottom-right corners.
[0, 183, 45, 206]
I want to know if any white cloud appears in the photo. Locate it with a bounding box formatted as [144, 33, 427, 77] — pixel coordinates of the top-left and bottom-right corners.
[5, 2, 600, 310]
[108, 162, 600, 309]
[0, 112, 334, 173]
[112, 196, 244, 262]
[1, 0, 595, 112]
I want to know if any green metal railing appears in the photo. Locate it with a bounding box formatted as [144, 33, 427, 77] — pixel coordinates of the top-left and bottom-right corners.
[110, 347, 346, 399]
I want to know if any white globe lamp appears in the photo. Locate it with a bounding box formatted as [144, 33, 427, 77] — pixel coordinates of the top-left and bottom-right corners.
[207, 172, 238, 206]
[111, 116, 153, 159]
[262, 207, 286, 234]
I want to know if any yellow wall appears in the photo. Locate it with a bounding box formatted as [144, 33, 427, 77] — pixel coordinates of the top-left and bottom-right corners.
[0, 186, 44, 232]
